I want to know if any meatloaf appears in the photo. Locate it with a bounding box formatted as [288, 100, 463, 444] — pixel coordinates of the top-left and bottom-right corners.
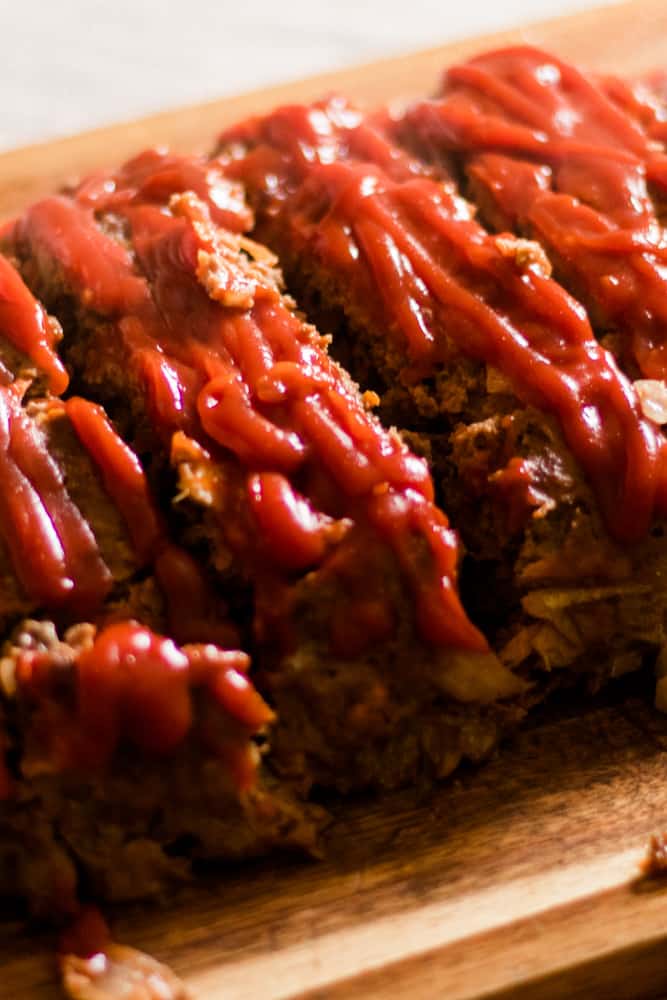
[3, 149, 526, 797]
[5, 50, 667, 956]
[215, 94, 667, 693]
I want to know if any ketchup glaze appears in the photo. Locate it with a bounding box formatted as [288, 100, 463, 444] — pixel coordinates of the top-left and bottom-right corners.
[0, 254, 68, 393]
[12, 620, 267, 790]
[403, 47, 667, 382]
[8, 150, 485, 653]
[0, 386, 113, 617]
[218, 94, 667, 542]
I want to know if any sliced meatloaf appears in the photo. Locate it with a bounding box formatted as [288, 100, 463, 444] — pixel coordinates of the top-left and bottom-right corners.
[0, 385, 149, 633]
[215, 97, 667, 689]
[3, 149, 526, 795]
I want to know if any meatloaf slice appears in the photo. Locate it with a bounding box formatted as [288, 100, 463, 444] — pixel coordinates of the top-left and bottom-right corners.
[4, 149, 525, 794]
[215, 98, 667, 689]
[0, 618, 319, 918]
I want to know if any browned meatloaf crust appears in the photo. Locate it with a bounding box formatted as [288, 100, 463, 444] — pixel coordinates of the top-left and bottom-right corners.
[3, 150, 528, 799]
[216, 97, 667, 690]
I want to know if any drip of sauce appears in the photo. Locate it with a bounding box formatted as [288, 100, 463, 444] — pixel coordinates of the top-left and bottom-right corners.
[219, 95, 667, 542]
[11, 150, 485, 653]
[14, 621, 267, 784]
[155, 545, 240, 648]
[66, 396, 162, 563]
[0, 732, 12, 799]
[60, 906, 111, 960]
[489, 457, 548, 535]
[403, 46, 667, 381]
[0, 254, 68, 393]
[0, 386, 112, 615]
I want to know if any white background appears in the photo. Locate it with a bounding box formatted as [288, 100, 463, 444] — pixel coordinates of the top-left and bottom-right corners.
[0, 0, 606, 152]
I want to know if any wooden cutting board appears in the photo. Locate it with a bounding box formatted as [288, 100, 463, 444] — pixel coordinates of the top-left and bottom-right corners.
[3, 1, 667, 996]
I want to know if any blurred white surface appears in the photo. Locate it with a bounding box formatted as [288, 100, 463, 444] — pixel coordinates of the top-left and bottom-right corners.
[1, 0, 605, 151]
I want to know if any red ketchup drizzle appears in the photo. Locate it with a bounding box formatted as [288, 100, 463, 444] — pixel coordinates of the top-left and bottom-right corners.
[65, 394, 240, 647]
[0, 247, 226, 642]
[75, 147, 253, 233]
[15, 621, 268, 790]
[0, 254, 68, 393]
[402, 46, 667, 380]
[0, 385, 112, 614]
[219, 97, 667, 542]
[66, 396, 162, 563]
[11, 150, 485, 652]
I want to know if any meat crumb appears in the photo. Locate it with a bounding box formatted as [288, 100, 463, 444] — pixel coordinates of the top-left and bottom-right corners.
[494, 234, 552, 277]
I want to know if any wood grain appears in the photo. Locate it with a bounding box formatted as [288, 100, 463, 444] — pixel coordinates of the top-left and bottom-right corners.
[3, 692, 667, 999]
[2, 1, 667, 997]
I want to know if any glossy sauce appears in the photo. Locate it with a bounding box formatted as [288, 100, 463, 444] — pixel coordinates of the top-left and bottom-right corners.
[66, 396, 162, 563]
[403, 47, 667, 381]
[75, 147, 253, 233]
[10, 150, 485, 652]
[219, 95, 667, 541]
[0, 386, 112, 615]
[66, 395, 241, 647]
[0, 254, 68, 393]
[14, 621, 266, 789]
